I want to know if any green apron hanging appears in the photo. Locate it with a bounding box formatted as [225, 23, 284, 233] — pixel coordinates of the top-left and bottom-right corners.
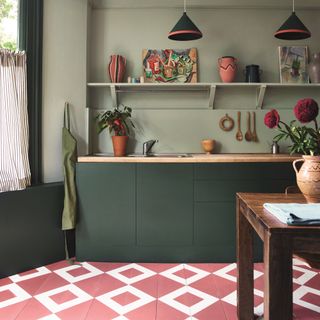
[62, 103, 77, 231]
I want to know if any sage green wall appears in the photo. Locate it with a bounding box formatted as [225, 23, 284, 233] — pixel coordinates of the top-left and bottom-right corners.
[42, 2, 320, 182]
[42, 0, 88, 182]
[88, 7, 320, 155]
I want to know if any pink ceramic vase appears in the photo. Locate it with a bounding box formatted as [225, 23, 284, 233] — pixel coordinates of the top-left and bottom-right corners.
[108, 55, 126, 83]
[218, 56, 237, 83]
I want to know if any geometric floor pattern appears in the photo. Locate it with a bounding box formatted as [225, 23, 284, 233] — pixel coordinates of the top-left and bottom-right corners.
[0, 258, 319, 319]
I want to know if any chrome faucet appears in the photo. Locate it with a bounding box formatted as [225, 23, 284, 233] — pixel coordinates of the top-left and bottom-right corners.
[142, 140, 158, 156]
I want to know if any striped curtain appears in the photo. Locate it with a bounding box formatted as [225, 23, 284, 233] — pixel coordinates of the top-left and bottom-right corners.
[0, 49, 31, 192]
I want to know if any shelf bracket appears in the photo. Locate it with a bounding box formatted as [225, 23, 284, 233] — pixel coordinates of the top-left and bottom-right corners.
[110, 85, 118, 107]
[256, 84, 267, 109]
[208, 85, 217, 109]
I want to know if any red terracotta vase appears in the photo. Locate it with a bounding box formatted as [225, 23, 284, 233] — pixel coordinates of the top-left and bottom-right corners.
[218, 56, 237, 83]
[108, 55, 126, 83]
[112, 136, 128, 157]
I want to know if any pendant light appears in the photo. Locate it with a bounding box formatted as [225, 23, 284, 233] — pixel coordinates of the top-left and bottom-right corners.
[168, 0, 203, 41]
[274, 0, 311, 40]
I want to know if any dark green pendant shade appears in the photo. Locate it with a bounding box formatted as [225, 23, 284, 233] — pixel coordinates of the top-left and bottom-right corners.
[168, 12, 203, 41]
[274, 12, 311, 40]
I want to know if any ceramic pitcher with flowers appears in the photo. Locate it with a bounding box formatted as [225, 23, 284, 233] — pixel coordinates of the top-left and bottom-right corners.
[264, 98, 320, 203]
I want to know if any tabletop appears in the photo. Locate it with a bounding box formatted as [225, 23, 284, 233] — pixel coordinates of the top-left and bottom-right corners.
[237, 193, 320, 234]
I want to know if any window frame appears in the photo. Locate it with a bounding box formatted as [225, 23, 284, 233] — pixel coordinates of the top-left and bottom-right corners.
[18, 0, 43, 184]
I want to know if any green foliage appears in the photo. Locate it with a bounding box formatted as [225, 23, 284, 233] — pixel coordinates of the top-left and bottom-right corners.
[292, 57, 300, 70]
[0, 0, 17, 49]
[273, 120, 320, 155]
[1, 40, 15, 50]
[0, 0, 12, 23]
[96, 105, 135, 136]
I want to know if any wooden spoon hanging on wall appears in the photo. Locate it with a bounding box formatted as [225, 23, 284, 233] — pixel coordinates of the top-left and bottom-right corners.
[252, 111, 258, 142]
[236, 112, 243, 141]
[245, 112, 253, 142]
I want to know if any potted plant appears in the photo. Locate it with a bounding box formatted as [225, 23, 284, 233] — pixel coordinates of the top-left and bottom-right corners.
[291, 56, 301, 77]
[96, 104, 134, 157]
[264, 98, 320, 202]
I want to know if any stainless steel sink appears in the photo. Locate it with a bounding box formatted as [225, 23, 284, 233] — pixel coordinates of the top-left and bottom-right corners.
[127, 153, 192, 158]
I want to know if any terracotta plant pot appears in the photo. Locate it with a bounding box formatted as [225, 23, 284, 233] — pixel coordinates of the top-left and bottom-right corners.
[112, 136, 128, 157]
[293, 155, 320, 203]
[218, 56, 237, 83]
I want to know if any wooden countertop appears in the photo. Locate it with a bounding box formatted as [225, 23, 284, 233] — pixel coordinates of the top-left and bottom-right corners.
[78, 153, 301, 163]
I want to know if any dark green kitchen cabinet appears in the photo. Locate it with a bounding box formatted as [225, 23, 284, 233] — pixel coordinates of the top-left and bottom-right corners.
[136, 164, 193, 246]
[76, 162, 295, 262]
[76, 163, 136, 260]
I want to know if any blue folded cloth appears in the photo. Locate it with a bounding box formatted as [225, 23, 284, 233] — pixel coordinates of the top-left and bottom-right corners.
[263, 203, 320, 226]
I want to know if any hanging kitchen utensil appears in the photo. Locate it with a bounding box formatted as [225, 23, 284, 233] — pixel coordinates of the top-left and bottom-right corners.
[274, 0, 311, 40]
[168, 0, 203, 41]
[219, 113, 235, 132]
[252, 111, 258, 142]
[245, 112, 253, 142]
[236, 112, 243, 141]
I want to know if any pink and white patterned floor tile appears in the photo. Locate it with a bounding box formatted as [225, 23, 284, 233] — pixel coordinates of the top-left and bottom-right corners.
[0, 260, 319, 319]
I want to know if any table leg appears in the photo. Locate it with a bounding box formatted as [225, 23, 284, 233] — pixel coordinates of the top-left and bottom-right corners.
[237, 198, 254, 320]
[264, 232, 293, 320]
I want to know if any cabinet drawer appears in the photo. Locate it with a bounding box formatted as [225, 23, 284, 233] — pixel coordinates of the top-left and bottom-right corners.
[194, 163, 294, 181]
[195, 180, 264, 202]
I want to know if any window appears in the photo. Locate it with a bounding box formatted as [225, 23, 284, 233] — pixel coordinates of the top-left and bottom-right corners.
[0, 0, 18, 50]
[0, 0, 43, 185]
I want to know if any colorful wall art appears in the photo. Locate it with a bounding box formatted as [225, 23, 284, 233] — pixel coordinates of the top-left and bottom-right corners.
[142, 48, 198, 83]
[279, 46, 309, 84]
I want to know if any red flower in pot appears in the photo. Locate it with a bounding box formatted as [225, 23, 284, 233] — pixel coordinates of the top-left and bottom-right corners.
[97, 105, 135, 157]
[264, 99, 319, 154]
[264, 98, 320, 202]
[264, 109, 280, 128]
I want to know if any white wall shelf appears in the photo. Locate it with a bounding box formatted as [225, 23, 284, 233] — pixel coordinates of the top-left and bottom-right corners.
[87, 82, 320, 110]
[88, 0, 320, 10]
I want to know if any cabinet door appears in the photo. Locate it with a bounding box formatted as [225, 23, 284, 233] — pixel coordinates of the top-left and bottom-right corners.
[76, 163, 136, 260]
[137, 164, 193, 246]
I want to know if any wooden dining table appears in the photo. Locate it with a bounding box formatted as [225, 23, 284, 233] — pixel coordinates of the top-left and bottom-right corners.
[236, 193, 320, 320]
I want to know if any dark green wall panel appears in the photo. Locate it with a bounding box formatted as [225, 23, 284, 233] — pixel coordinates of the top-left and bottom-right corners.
[0, 183, 65, 278]
[136, 164, 193, 246]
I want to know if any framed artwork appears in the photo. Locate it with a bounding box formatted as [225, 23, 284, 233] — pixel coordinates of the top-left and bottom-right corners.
[142, 48, 198, 83]
[278, 46, 309, 84]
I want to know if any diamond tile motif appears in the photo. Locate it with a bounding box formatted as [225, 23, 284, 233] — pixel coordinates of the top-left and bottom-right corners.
[159, 286, 218, 315]
[293, 285, 320, 313]
[160, 264, 210, 285]
[107, 263, 156, 285]
[0, 260, 319, 319]
[38, 315, 61, 320]
[96, 285, 155, 315]
[54, 262, 103, 283]
[34, 284, 92, 313]
[0, 283, 31, 308]
[10, 267, 51, 283]
[213, 263, 263, 282]
[292, 265, 318, 285]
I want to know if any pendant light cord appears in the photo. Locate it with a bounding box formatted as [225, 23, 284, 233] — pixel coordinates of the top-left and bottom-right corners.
[292, 0, 295, 13]
[184, 0, 186, 13]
